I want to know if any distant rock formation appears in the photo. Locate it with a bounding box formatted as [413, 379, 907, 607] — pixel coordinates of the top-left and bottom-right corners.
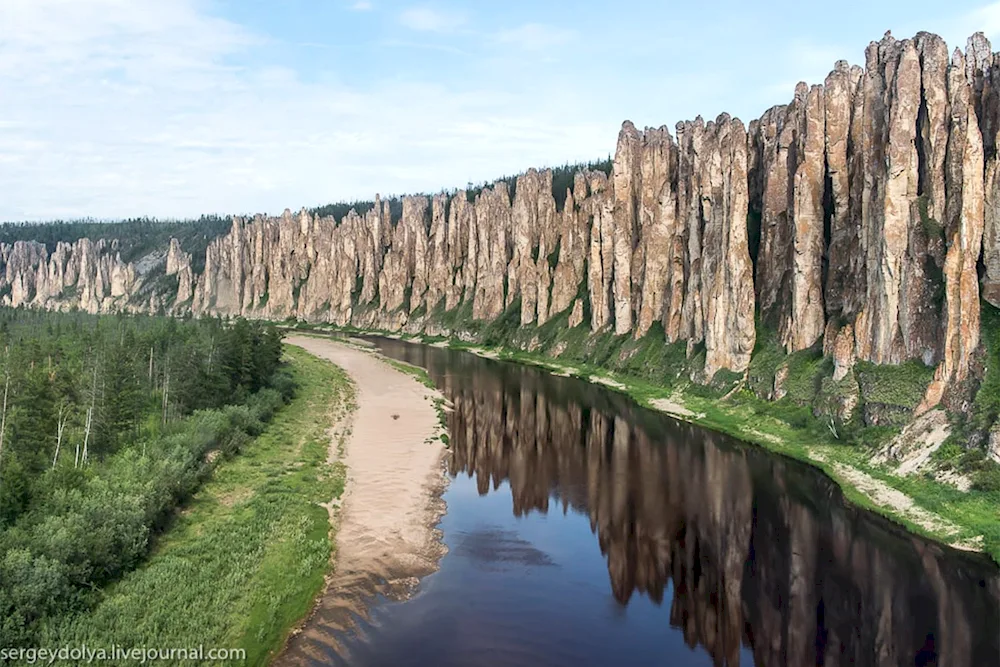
[6, 30, 1000, 410]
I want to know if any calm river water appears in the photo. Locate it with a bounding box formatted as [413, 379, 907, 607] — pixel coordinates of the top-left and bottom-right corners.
[303, 338, 1000, 667]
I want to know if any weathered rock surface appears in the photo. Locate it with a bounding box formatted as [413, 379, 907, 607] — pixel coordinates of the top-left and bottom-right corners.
[989, 422, 1000, 463]
[5, 30, 1000, 401]
[0, 238, 152, 314]
[754, 84, 825, 353]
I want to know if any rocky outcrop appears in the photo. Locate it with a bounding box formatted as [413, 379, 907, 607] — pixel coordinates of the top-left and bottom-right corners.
[632, 126, 674, 338]
[989, 422, 1000, 463]
[0, 238, 154, 314]
[586, 171, 615, 332]
[754, 84, 826, 353]
[7, 30, 1000, 401]
[922, 46, 986, 411]
[611, 122, 641, 335]
[508, 169, 557, 325]
[165, 238, 194, 306]
[549, 172, 590, 317]
[823, 61, 864, 324]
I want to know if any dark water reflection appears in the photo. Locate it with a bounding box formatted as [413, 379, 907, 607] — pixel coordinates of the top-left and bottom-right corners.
[308, 338, 1000, 667]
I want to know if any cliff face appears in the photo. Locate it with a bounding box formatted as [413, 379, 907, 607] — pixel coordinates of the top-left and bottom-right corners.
[0, 238, 150, 314]
[5, 30, 1000, 407]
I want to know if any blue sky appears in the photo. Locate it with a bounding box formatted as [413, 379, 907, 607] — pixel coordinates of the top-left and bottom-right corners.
[2, 0, 1000, 221]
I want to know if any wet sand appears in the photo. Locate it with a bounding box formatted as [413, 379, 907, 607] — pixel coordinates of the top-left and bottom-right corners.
[276, 336, 449, 665]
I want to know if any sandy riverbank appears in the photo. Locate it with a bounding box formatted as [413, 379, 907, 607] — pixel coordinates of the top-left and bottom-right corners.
[276, 336, 449, 664]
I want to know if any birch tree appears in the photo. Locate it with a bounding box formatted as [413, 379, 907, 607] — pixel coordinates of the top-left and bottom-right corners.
[0, 346, 10, 491]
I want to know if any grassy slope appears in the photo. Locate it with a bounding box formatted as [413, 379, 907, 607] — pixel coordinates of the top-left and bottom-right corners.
[48, 347, 352, 666]
[287, 315, 1000, 564]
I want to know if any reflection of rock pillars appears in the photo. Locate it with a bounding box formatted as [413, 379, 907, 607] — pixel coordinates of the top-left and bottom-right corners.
[786, 503, 818, 666]
[385, 341, 1000, 667]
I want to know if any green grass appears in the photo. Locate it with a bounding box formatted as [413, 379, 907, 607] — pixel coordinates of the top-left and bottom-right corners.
[47, 347, 352, 666]
[747, 320, 788, 397]
[972, 301, 1000, 432]
[855, 359, 934, 409]
[782, 346, 831, 403]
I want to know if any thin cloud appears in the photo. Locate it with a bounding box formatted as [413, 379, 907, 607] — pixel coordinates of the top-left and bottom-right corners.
[380, 39, 469, 56]
[756, 40, 847, 109]
[398, 7, 466, 33]
[350, 0, 373, 10]
[927, 1, 1000, 51]
[494, 24, 576, 51]
[0, 0, 610, 221]
[954, 2, 1000, 41]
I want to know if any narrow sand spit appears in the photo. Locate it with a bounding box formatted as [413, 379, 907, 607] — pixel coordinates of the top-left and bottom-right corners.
[809, 450, 984, 550]
[649, 396, 705, 420]
[277, 336, 449, 665]
[590, 375, 627, 391]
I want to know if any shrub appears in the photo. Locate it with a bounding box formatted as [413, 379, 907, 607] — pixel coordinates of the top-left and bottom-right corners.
[783, 346, 830, 404]
[225, 404, 265, 438]
[747, 321, 785, 398]
[0, 382, 290, 647]
[971, 302, 1000, 432]
[971, 462, 1000, 492]
[855, 359, 934, 409]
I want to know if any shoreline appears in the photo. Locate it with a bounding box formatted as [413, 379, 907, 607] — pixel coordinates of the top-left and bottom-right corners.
[284, 325, 999, 565]
[276, 336, 450, 664]
[448, 339, 997, 559]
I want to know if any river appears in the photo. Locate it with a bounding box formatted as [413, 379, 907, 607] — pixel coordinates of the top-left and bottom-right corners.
[299, 337, 1000, 667]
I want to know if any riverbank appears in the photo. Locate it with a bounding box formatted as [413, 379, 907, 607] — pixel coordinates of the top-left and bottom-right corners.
[473, 341, 1000, 560]
[458, 340, 1000, 560]
[285, 323, 1000, 565]
[277, 336, 449, 664]
[47, 346, 353, 666]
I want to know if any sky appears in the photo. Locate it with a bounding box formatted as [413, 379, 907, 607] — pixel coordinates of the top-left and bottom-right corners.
[3, 0, 1000, 221]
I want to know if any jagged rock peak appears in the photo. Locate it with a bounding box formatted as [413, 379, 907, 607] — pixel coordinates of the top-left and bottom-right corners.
[6, 30, 1000, 403]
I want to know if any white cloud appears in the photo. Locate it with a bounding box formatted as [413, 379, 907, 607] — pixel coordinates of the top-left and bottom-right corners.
[950, 2, 1000, 43]
[380, 39, 469, 56]
[398, 7, 465, 33]
[351, 0, 373, 9]
[0, 0, 610, 221]
[494, 24, 576, 51]
[753, 39, 847, 111]
[904, 2, 1000, 56]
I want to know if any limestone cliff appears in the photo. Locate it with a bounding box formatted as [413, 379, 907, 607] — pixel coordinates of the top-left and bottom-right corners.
[7, 30, 1000, 410]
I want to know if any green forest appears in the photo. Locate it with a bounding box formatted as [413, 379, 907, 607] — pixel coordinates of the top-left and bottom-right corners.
[0, 309, 289, 648]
